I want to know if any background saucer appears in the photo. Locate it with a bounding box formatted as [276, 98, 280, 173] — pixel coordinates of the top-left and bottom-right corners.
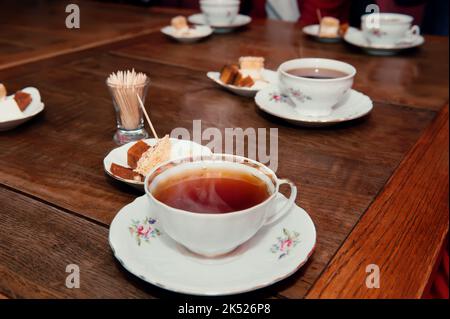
[207, 69, 277, 97]
[0, 87, 44, 131]
[188, 13, 251, 33]
[104, 138, 211, 190]
[344, 27, 424, 56]
[255, 86, 373, 127]
[160, 25, 213, 43]
[302, 24, 341, 43]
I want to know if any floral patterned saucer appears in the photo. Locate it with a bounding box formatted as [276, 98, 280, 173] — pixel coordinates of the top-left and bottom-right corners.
[255, 85, 373, 127]
[344, 27, 424, 56]
[109, 194, 316, 296]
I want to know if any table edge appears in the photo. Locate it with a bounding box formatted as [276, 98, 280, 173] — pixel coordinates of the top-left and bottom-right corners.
[306, 104, 449, 299]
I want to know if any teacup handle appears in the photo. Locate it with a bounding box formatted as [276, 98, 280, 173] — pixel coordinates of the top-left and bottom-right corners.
[263, 179, 297, 226]
[405, 25, 420, 39]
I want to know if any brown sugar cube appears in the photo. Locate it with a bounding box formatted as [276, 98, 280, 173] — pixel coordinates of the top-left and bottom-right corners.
[219, 64, 239, 84]
[232, 71, 244, 86]
[239, 75, 255, 87]
[234, 73, 254, 87]
[14, 91, 32, 111]
[127, 140, 150, 169]
[111, 163, 143, 181]
[339, 22, 349, 36]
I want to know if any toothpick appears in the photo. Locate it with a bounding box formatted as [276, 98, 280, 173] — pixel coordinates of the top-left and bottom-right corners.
[316, 8, 322, 23]
[136, 93, 159, 140]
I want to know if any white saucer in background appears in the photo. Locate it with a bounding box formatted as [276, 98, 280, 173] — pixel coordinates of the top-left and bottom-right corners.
[302, 24, 342, 43]
[207, 69, 277, 98]
[161, 25, 213, 43]
[255, 85, 373, 126]
[0, 87, 44, 131]
[188, 13, 251, 34]
[344, 26, 424, 56]
[103, 138, 211, 191]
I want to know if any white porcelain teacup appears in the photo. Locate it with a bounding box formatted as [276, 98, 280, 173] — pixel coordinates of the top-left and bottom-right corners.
[200, 0, 240, 26]
[361, 13, 420, 46]
[144, 153, 297, 257]
[278, 58, 356, 117]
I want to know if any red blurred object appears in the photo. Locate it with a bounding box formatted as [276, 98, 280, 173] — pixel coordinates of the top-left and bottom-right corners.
[298, 0, 351, 26]
[246, 0, 352, 25]
[158, 0, 198, 9]
[424, 240, 449, 299]
[249, 0, 266, 18]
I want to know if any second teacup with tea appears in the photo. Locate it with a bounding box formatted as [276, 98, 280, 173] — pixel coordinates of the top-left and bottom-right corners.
[144, 154, 297, 257]
[278, 58, 356, 117]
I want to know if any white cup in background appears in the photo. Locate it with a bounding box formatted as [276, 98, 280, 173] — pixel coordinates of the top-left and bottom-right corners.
[278, 58, 356, 117]
[361, 13, 420, 46]
[200, 0, 240, 26]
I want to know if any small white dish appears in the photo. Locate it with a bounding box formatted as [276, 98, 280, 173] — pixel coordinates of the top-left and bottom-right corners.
[302, 24, 341, 43]
[344, 27, 424, 56]
[103, 138, 212, 191]
[0, 87, 44, 131]
[160, 25, 213, 43]
[255, 85, 373, 126]
[188, 13, 251, 33]
[109, 193, 316, 296]
[207, 69, 277, 97]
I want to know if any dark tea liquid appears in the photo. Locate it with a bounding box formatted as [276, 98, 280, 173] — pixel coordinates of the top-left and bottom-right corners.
[287, 67, 348, 79]
[152, 168, 270, 214]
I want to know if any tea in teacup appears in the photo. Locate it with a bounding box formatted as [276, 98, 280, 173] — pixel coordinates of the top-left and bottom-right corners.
[286, 67, 348, 80]
[152, 168, 270, 214]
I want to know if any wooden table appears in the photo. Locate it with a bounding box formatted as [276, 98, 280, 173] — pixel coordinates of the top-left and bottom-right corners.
[0, 1, 448, 299]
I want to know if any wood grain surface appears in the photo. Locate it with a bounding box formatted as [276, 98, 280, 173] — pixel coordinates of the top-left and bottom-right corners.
[0, 52, 437, 298]
[0, 186, 170, 298]
[307, 105, 449, 299]
[0, 1, 175, 70]
[0, 0, 448, 299]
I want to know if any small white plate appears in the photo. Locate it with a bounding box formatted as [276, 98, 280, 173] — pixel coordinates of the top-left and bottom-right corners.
[188, 13, 251, 33]
[0, 87, 44, 131]
[161, 25, 213, 43]
[104, 138, 212, 191]
[207, 69, 278, 97]
[109, 193, 316, 296]
[302, 24, 341, 43]
[344, 27, 424, 56]
[255, 85, 373, 126]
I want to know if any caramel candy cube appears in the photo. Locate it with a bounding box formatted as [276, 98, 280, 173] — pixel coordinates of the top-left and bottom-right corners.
[111, 163, 143, 181]
[14, 91, 32, 111]
[127, 140, 150, 169]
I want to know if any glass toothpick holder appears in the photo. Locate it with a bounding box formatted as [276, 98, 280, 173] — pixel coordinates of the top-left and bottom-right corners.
[107, 78, 150, 145]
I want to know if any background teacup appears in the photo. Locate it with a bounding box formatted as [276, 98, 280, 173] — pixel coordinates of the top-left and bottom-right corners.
[278, 58, 356, 117]
[200, 0, 240, 26]
[144, 154, 297, 257]
[361, 13, 420, 46]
